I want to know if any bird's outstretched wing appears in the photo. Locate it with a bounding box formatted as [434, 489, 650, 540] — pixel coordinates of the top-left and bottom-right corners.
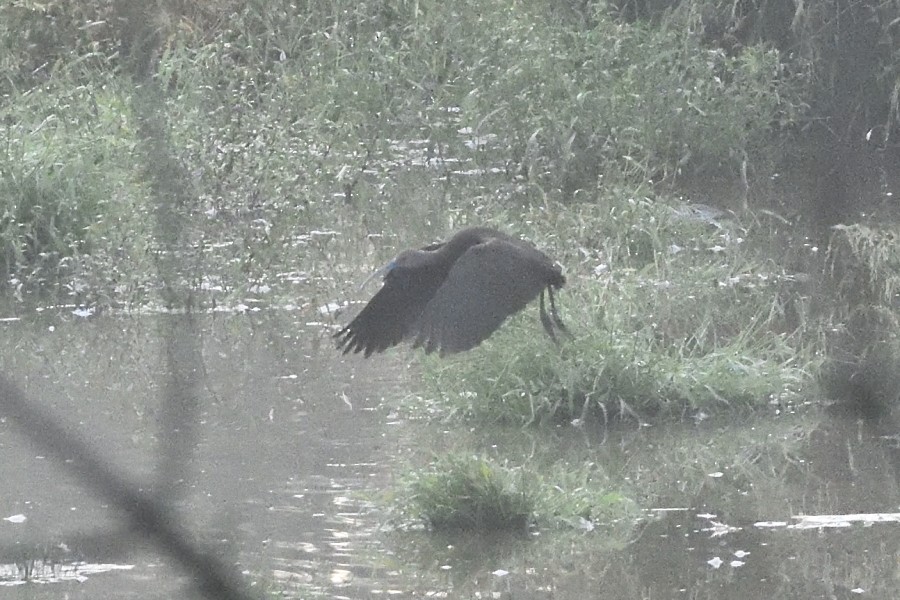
[334, 272, 432, 357]
[412, 240, 559, 355]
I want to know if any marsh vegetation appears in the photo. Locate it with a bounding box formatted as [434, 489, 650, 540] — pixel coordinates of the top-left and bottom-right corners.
[3, 0, 900, 598]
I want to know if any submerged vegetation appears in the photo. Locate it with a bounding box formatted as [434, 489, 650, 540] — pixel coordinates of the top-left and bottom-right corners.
[3, 0, 900, 535]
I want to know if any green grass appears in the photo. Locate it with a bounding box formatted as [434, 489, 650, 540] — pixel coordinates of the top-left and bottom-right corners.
[403, 454, 534, 532]
[828, 224, 900, 308]
[399, 451, 639, 534]
[0, 75, 140, 295]
[0, 0, 816, 302]
[394, 407, 818, 535]
[458, 12, 805, 191]
[418, 194, 815, 423]
[6, 2, 900, 558]
[531, 461, 638, 532]
[814, 224, 900, 418]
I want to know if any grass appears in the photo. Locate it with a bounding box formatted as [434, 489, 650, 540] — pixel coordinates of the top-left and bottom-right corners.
[2, 0, 900, 543]
[459, 12, 805, 190]
[828, 224, 900, 308]
[815, 224, 900, 418]
[399, 451, 639, 534]
[403, 454, 534, 532]
[419, 194, 816, 425]
[0, 75, 139, 296]
[395, 408, 819, 536]
[0, 0, 813, 301]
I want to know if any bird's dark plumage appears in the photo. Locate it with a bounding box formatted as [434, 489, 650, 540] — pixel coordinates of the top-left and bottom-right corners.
[334, 227, 568, 357]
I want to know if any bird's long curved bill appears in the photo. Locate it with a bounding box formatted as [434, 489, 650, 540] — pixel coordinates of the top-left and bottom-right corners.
[358, 263, 391, 290]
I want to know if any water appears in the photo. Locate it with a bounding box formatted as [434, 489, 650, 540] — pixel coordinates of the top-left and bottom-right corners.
[1, 312, 900, 599]
[0, 311, 405, 598]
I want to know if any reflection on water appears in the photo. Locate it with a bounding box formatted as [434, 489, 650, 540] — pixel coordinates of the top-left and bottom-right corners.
[1, 312, 900, 598]
[0, 560, 134, 587]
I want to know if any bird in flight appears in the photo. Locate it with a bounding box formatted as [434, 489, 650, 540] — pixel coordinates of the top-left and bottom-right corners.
[334, 227, 568, 357]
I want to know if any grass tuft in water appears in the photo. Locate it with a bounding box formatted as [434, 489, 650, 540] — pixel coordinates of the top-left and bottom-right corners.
[398, 449, 640, 534]
[818, 224, 900, 418]
[404, 454, 534, 533]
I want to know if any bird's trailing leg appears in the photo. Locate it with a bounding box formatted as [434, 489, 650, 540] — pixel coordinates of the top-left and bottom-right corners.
[547, 286, 571, 336]
[539, 289, 558, 343]
[539, 287, 572, 344]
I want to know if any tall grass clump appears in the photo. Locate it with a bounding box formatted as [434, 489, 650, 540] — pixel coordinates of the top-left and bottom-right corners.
[150, 0, 486, 294]
[0, 1, 118, 92]
[403, 454, 534, 532]
[827, 225, 900, 310]
[818, 224, 900, 417]
[452, 4, 806, 194]
[0, 76, 141, 297]
[421, 193, 814, 424]
[400, 452, 637, 533]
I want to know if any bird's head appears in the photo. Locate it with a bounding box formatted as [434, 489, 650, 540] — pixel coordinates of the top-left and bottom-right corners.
[357, 249, 426, 290]
[388, 249, 431, 271]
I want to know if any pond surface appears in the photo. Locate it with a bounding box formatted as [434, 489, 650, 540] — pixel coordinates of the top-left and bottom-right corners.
[1, 312, 899, 599]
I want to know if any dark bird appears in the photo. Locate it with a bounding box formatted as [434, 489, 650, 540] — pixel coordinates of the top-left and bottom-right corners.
[334, 227, 568, 357]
